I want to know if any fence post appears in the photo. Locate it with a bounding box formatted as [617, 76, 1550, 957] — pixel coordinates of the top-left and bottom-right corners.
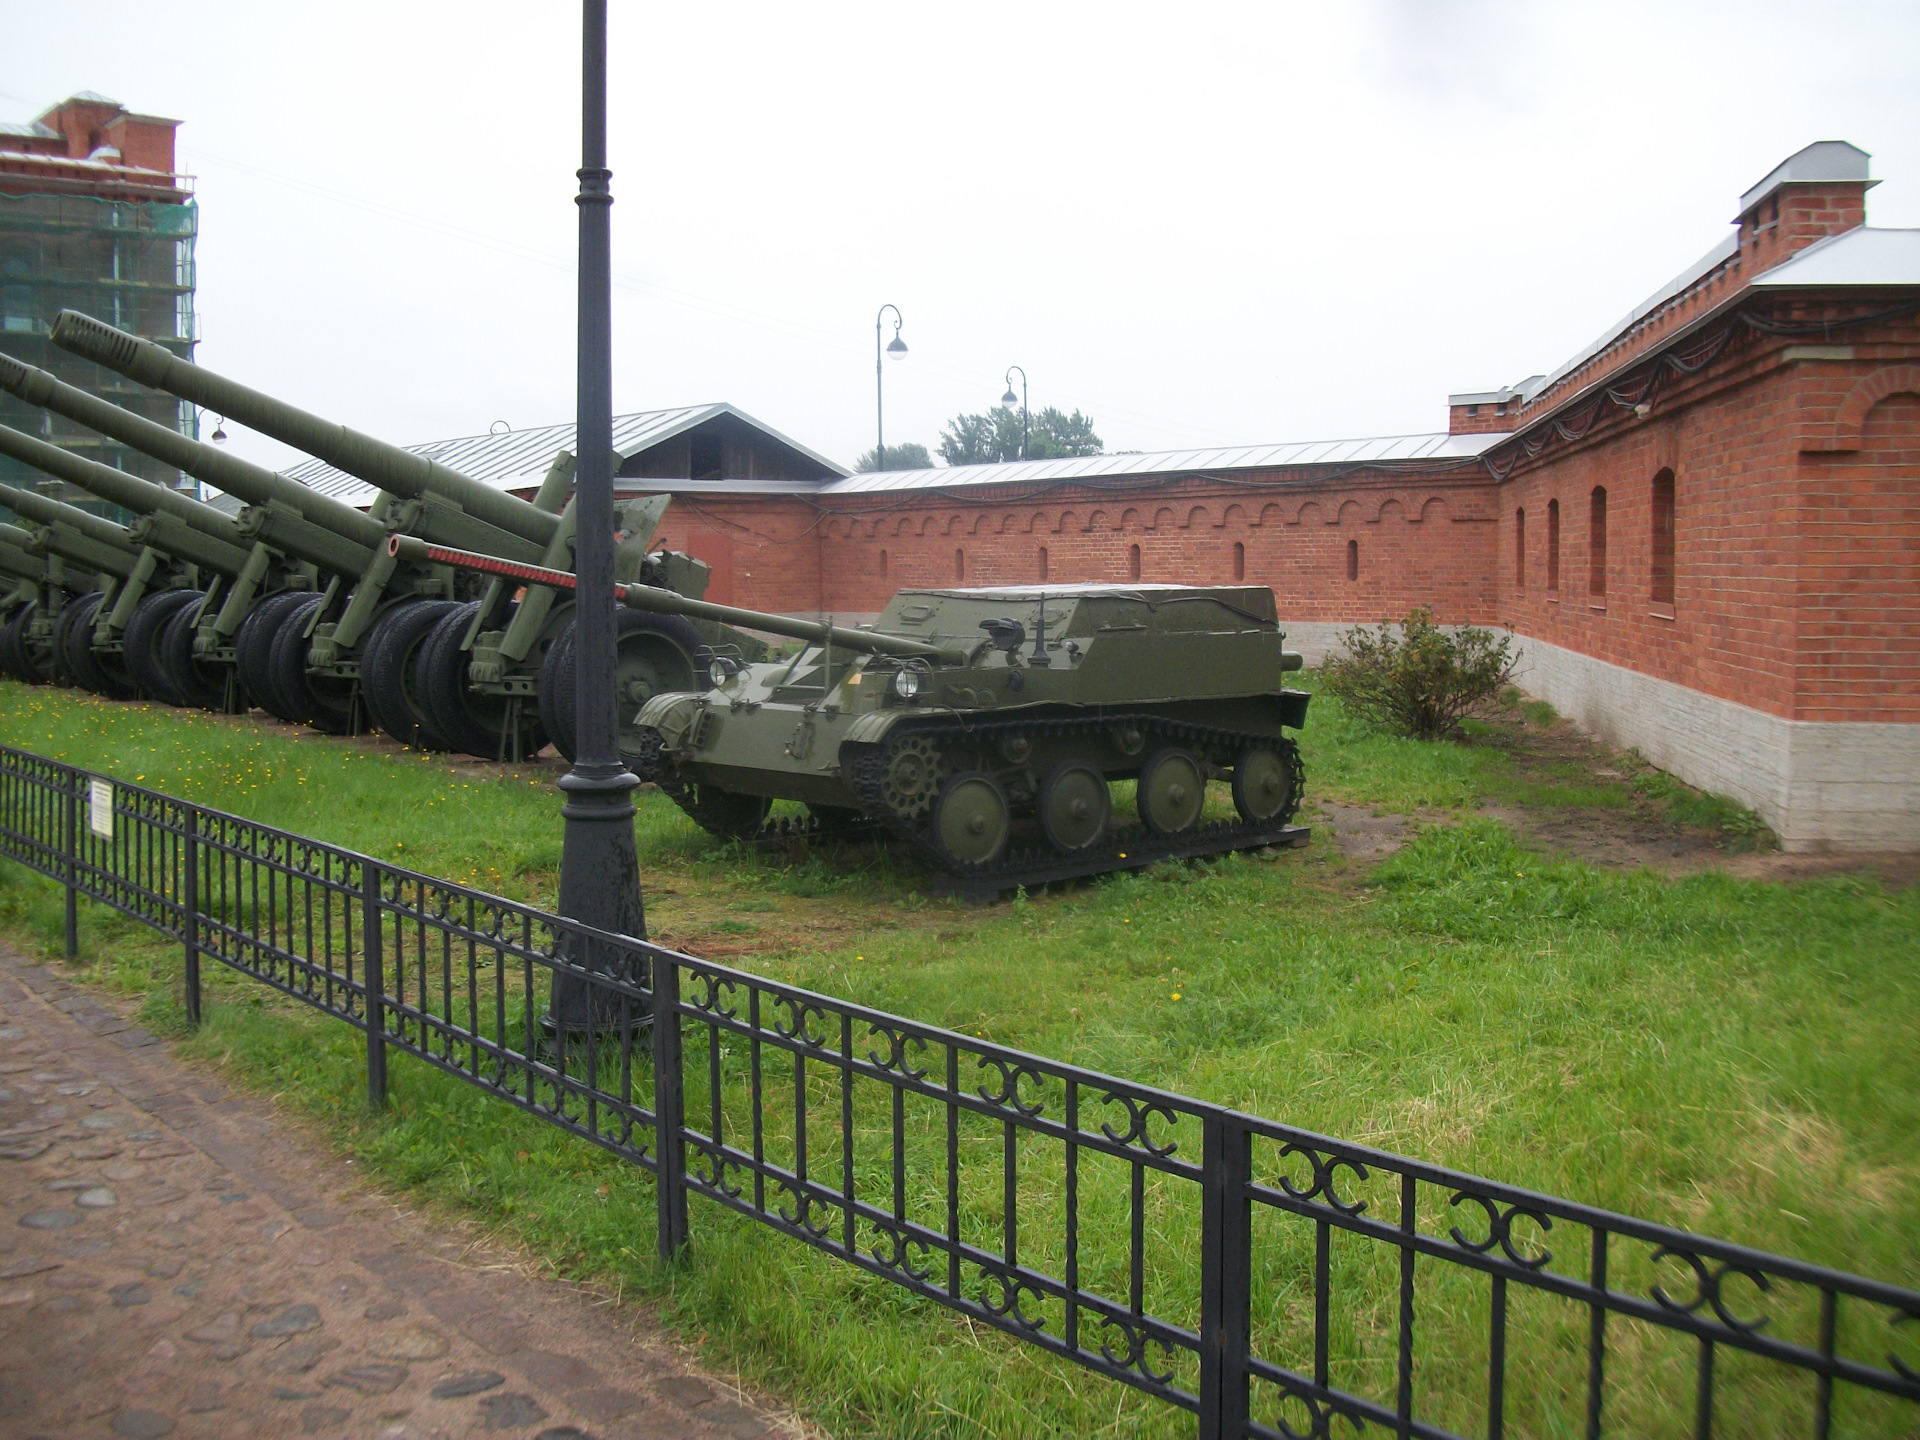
[61, 773, 79, 959]
[650, 950, 689, 1260]
[362, 859, 387, 1111]
[181, 808, 200, 1027]
[1198, 1112, 1253, 1440]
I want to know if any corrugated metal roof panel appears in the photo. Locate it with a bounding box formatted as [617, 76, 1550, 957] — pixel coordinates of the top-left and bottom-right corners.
[1751, 226, 1920, 289]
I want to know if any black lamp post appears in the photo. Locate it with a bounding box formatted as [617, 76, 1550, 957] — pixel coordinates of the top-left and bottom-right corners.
[552, 0, 646, 1028]
[999, 366, 1028, 461]
[874, 304, 907, 469]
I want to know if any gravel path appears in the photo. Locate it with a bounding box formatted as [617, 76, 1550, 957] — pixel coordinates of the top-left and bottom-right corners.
[0, 945, 799, 1440]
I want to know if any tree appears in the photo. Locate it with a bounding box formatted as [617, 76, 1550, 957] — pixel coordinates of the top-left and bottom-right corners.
[938, 406, 1103, 467]
[854, 441, 932, 473]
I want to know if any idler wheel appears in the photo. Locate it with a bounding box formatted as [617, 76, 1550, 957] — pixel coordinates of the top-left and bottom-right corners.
[1232, 744, 1298, 824]
[1039, 761, 1112, 851]
[1136, 747, 1204, 835]
[878, 733, 947, 820]
[932, 772, 1011, 869]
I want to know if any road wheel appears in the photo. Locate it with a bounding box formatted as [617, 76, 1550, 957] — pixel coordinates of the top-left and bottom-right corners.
[1039, 761, 1112, 852]
[360, 599, 459, 749]
[1136, 747, 1204, 836]
[538, 609, 707, 764]
[693, 786, 771, 838]
[157, 601, 229, 711]
[932, 771, 1011, 869]
[1232, 743, 1300, 825]
[418, 601, 547, 760]
[123, 589, 201, 705]
[234, 589, 312, 719]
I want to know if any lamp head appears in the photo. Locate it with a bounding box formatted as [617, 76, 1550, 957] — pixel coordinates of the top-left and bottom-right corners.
[210, 417, 228, 444]
[1000, 387, 1018, 408]
[886, 335, 908, 360]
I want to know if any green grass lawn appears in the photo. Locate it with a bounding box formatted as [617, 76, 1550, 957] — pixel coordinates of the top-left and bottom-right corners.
[1, 681, 1915, 1438]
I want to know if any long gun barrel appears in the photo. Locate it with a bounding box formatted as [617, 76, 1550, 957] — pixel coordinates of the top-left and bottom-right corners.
[0, 521, 51, 582]
[0, 423, 249, 556]
[386, 535, 967, 663]
[53, 310, 563, 551]
[0, 350, 387, 567]
[0, 480, 141, 553]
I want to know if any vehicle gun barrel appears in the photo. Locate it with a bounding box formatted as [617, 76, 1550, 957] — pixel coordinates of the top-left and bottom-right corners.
[0, 478, 141, 552]
[0, 422, 247, 549]
[0, 348, 387, 557]
[52, 310, 561, 549]
[385, 534, 967, 662]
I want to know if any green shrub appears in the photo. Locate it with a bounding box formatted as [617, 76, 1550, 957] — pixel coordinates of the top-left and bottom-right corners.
[1322, 608, 1519, 740]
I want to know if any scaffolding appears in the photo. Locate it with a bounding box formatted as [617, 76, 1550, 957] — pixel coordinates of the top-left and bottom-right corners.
[0, 190, 199, 519]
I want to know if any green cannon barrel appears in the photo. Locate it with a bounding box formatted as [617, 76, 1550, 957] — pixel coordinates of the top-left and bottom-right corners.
[0, 350, 387, 566]
[0, 480, 143, 555]
[0, 521, 50, 582]
[53, 310, 563, 552]
[0, 424, 252, 575]
[386, 533, 965, 663]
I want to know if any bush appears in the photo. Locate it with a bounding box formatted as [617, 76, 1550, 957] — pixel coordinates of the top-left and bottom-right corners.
[1322, 608, 1519, 740]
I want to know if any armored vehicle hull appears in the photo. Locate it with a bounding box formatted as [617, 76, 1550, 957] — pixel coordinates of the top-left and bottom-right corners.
[634, 584, 1311, 889]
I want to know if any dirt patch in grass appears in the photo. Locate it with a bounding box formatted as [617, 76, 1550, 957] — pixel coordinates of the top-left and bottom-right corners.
[1311, 801, 1413, 861]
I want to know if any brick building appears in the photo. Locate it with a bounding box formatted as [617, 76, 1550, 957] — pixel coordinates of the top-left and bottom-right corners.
[0, 93, 197, 507]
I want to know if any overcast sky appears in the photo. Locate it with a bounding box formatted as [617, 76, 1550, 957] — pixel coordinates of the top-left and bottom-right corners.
[6, 0, 1918, 475]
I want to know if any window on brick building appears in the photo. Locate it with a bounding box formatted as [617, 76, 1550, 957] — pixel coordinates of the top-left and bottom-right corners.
[1547, 500, 1561, 590]
[1038, 545, 1048, 581]
[1589, 487, 1608, 598]
[1515, 508, 1526, 589]
[1128, 544, 1142, 581]
[1346, 539, 1359, 581]
[1650, 469, 1675, 609]
[1232, 541, 1245, 580]
[955, 548, 965, 582]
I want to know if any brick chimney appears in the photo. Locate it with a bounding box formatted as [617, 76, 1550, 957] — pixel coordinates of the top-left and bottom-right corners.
[1736, 140, 1875, 276]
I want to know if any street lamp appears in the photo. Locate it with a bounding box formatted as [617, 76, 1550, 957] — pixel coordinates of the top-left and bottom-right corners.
[552, 0, 648, 1026]
[874, 304, 906, 470]
[999, 365, 1028, 461]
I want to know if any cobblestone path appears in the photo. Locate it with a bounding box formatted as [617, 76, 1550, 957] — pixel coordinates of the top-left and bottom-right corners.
[0, 945, 798, 1440]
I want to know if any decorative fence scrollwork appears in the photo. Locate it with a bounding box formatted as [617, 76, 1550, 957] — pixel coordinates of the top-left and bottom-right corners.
[0, 742, 1914, 1440]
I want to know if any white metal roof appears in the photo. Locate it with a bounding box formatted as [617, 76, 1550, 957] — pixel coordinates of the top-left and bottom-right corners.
[1740, 141, 1873, 214]
[280, 403, 848, 507]
[820, 432, 1498, 494]
[1751, 226, 1920, 289]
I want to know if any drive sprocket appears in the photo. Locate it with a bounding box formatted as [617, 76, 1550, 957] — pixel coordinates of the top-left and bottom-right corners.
[877, 732, 948, 820]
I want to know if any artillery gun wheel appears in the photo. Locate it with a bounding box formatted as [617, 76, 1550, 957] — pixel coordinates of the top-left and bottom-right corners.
[417, 602, 549, 762]
[361, 599, 459, 750]
[932, 772, 1012, 869]
[1039, 761, 1112, 851]
[123, 590, 201, 705]
[49, 593, 97, 687]
[58, 594, 139, 700]
[1135, 747, 1205, 836]
[538, 610, 708, 765]
[234, 590, 313, 720]
[0, 602, 49, 683]
[268, 596, 357, 735]
[156, 602, 229, 711]
[1231, 742, 1302, 825]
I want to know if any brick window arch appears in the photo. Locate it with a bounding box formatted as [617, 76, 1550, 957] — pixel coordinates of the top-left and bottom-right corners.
[1547, 499, 1561, 590]
[1038, 545, 1048, 581]
[1232, 541, 1245, 580]
[1650, 470, 1675, 610]
[879, 548, 889, 578]
[1514, 507, 1526, 590]
[1128, 544, 1142, 581]
[1589, 487, 1608, 598]
[1346, 539, 1359, 581]
[955, 547, 965, 582]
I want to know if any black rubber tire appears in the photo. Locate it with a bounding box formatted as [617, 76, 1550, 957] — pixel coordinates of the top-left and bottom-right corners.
[359, 599, 460, 750]
[49, 592, 97, 688]
[537, 609, 708, 765]
[123, 589, 202, 705]
[266, 596, 356, 734]
[59, 593, 138, 699]
[7, 600, 57, 684]
[0, 603, 40, 683]
[157, 600, 229, 711]
[234, 589, 312, 719]
[418, 601, 548, 761]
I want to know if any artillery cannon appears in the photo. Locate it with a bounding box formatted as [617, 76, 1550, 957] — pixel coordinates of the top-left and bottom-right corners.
[0, 422, 314, 708]
[390, 534, 1313, 889]
[48, 312, 762, 761]
[0, 519, 83, 685]
[0, 475, 205, 699]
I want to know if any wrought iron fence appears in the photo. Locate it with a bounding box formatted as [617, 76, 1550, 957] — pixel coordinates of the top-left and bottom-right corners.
[0, 740, 1914, 1440]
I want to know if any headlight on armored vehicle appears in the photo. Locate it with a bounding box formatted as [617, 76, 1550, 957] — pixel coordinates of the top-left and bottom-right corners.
[893, 669, 923, 699]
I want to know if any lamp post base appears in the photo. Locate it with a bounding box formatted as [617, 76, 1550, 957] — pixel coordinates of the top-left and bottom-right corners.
[546, 759, 647, 1036]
